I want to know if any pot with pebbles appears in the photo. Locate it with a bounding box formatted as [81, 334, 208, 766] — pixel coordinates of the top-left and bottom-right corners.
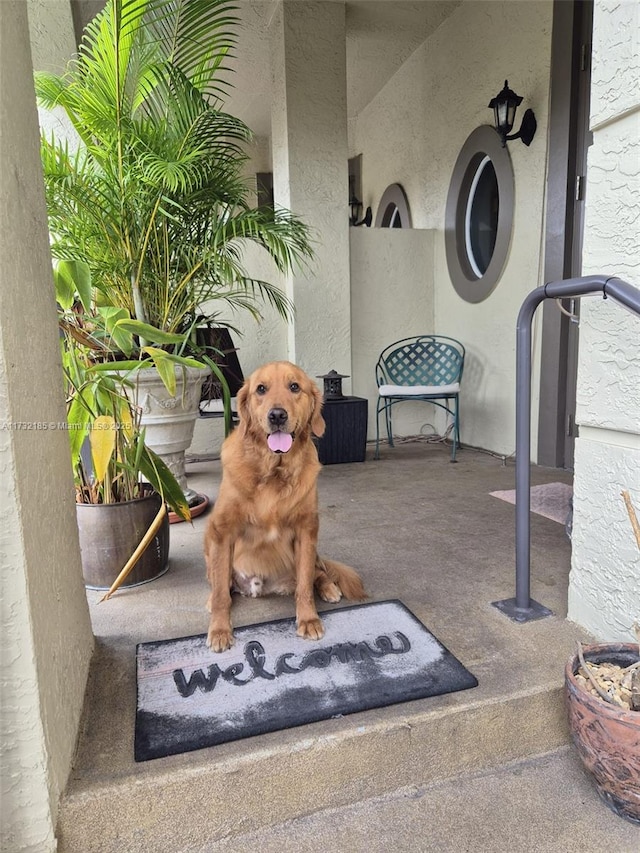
[565, 489, 640, 824]
[565, 639, 640, 824]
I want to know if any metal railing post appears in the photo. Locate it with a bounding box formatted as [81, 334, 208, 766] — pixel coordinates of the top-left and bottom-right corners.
[493, 275, 640, 622]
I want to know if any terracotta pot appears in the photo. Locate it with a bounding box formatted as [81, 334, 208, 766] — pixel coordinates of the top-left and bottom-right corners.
[565, 643, 640, 824]
[77, 490, 169, 590]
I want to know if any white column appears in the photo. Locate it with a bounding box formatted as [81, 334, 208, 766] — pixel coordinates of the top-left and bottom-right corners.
[27, 0, 77, 72]
[0, 3, 93, 851]
[270, 1, 351, 385]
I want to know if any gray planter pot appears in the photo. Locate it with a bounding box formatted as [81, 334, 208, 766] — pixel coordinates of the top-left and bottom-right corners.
[77, 490, 169, 590]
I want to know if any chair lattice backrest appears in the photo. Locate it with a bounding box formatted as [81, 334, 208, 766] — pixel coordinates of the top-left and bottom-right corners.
[378, 336, 464, 387]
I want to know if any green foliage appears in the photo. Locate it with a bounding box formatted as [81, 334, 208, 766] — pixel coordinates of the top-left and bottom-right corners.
[64, 350, 191, 520]
[36, 0, 313, 363]
[56, 261, 190, 519]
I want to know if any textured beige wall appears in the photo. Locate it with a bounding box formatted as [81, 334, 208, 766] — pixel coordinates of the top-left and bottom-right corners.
[568, 0, 640, 642]
[351, 0, 553, 456]
[1, 3, 94, 851]
[350, 228, 436, 438]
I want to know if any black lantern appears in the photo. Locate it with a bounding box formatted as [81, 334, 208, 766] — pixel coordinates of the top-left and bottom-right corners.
[348, 175, 373, 227]
[317, 370, 348, 400]
[349, 175, 362, 225]
[488, 80, 536, 148]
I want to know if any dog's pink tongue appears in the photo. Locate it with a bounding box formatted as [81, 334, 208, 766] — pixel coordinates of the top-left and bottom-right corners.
[267, 431, 293, 453]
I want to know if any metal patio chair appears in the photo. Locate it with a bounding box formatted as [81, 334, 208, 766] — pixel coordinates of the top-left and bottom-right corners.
[374, 335, 465, 462]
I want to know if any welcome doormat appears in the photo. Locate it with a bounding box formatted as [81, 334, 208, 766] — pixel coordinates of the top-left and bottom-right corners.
[490, 482, 573, 525]
[135, 600, 478, 762]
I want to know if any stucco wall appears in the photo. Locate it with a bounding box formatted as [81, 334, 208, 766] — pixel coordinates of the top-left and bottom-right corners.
[568, 0, 640, 642]
[350, 0, 553, 456]
[1, 3, 94, 851]
[350, 228, 436, 439]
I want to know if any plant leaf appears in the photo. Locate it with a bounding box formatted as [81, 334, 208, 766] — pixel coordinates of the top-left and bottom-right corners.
[90, 415, 116, 487]
[97, 307, 135, 356]
[146, 351, 206, 369]
[117, 397, 135, 440]
[139, 445, 191, 521]
[55, 259, 93, 312]
[53, 264, 75, 311]
[88, 359, 150, 374]
[115, 320, 185, 345]
[67, 393, 92, 465]
[142, 346, 176, 395]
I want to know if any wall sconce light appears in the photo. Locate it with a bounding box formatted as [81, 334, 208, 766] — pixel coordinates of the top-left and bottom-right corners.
[349, 176, 372, 227]
[488, 80, 537, 148]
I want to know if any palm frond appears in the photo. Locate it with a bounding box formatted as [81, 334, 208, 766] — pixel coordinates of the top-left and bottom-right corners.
[143, 0, 240, 96]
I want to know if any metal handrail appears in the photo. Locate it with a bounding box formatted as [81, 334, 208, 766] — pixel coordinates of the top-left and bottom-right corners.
[493, 275, 640, 621]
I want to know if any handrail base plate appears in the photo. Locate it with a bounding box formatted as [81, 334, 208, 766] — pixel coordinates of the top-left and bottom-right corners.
[492, 597, 553, 622]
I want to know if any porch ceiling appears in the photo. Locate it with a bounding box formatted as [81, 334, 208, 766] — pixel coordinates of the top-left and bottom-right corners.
[71, 0, 463, 137]
[229, 0, 463, 136]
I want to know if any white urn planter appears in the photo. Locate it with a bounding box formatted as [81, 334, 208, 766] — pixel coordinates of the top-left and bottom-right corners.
[130, 365, 209, 504]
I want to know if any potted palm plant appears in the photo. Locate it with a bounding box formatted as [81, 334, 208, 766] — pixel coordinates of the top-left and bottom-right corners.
[36, 0, 313, 505]
[56, 260, 191, 593]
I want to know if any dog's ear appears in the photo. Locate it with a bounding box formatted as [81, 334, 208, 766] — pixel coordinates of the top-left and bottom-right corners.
[310, 383, 326, 438]
[236, 382, 250, 434]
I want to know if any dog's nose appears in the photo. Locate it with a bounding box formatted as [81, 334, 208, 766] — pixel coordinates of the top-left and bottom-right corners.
[268, 407, 288, 427]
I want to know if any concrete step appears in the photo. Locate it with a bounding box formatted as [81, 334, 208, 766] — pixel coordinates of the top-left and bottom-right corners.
[56, 700, 640, 853]
[198, 747, 640, 853]
[57, 674, 571, 852]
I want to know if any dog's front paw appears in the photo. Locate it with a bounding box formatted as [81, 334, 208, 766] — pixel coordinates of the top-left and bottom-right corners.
[207, 627, 235, 652]
[296, 617, 325, 641]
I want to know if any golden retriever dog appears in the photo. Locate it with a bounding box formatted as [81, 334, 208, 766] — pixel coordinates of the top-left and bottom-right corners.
[204, 361, 366, 652]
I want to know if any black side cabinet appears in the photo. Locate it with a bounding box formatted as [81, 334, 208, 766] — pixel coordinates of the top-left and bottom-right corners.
[316, 396, 368, 465]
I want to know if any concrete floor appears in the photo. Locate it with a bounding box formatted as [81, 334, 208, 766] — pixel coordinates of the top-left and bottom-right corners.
[56, 440, 639, 851]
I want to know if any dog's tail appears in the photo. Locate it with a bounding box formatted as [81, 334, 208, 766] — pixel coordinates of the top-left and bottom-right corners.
[319, 557, 367, 601]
